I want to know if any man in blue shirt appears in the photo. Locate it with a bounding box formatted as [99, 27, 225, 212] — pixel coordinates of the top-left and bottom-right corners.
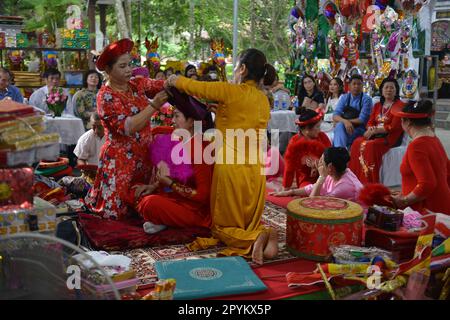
[332, 74, 373, 148]
[0, 67, 24, 103]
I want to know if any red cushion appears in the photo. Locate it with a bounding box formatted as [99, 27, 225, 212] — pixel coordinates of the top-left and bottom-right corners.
[265, 188, 296, 209]
[78, 213, 211, 251]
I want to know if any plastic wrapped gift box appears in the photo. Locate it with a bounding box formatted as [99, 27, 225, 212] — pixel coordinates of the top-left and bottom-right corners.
[0, 197, 57, 236]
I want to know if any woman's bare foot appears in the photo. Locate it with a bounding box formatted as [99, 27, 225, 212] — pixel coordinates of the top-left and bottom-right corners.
[252, 231, 269, 265]
[263, 228, 278, 260]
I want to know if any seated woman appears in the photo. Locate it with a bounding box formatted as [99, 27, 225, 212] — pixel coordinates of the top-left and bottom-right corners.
[271, 147, 363, 203]
[283, 108, 331, 189]
[296, 74, 325, 114]
[349, 77, 405, 183]
[323, 77, 344, 123]
[133, 89, 214, 233]
[391, 100, 450, 215]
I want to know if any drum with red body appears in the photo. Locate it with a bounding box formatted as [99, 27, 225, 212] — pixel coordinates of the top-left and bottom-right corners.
[286, 197, 364, 261]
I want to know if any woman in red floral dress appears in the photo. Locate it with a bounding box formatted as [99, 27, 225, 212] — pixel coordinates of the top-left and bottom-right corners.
[85, 39, 168, 220]
[349, 78, 404, 183]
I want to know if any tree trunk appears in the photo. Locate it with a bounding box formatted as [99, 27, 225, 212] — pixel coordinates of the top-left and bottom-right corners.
[99, 4, 107, 47]
[124, 0, 132, 36]
[115, 0, 130, 39]
[189, 0, 195, 56]
[250, 0, 256, 47]
[88, 0, 97, 52]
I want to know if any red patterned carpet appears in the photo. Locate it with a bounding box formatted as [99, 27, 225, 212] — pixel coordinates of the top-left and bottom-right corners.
[115, 202, 296, 289]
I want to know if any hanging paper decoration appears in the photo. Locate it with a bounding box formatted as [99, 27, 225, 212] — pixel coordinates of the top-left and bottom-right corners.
[304, 22, 317, 61]
[305, 0, 319, 22]
[412, 16, 426, 57]
[375, 61, 392, 89]
[340, 28, 360, 78]
[317, 14, 331, 59]
[362, 5, 382, 33]
[130, 40, 141, 67]
[316, 70, 331, 95]
[401, 69, 419, 99]
[323, 1, 338, 25]
[362, 66, 377, 96]
[371, 28, 385, 76]
[43, 51, 58, 70]
[285, 0, 431, 98]
[400, 0, 430, 16]
[396, 21, 412, 74]
[338, 0, 363, 24]
[326, 13, 346, 77]
[327, 30, 338, 75]
[375, 0, 389, 11]
[380, 6, 399, 33]
[66, 5, 83, 30]
[145, 37, 161, 78]
[210, 38, 227, 82]
[289, 2, 306, 72]
[289, 1, 305, 33]
[7, 50, 24, 71]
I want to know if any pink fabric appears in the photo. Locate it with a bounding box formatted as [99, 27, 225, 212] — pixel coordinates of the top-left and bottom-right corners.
[303, 169, 363, 202]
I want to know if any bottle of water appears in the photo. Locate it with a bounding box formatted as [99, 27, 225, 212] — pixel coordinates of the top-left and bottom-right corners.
[281, 92, 289, 111]
[293, 96, 299, 112]
[273, 92, 280, 111]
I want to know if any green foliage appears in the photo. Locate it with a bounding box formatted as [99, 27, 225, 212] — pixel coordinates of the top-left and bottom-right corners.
[2, 0, 293, 71]
[132, 0, 291, 69]
[1, 0, 83, 33]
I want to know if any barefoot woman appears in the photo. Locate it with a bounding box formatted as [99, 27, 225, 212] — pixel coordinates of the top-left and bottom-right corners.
[165, 49, 278, 264]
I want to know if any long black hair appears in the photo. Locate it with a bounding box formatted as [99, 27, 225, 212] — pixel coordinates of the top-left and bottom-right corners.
[379, 77, 400, 105]
[297, 74, 322, 108]
[237, 48, 276, 85]
[327, 77, 344, 100]
[185, 64, 197, 78]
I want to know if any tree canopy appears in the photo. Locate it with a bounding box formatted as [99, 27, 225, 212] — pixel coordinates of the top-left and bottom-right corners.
[0, 0, 292, 68]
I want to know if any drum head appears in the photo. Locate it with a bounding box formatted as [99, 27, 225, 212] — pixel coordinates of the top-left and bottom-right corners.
[287, 197, 363, 220]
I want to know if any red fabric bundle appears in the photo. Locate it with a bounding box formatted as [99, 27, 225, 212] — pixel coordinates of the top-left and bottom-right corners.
[358, 183, 393, 207]
[284, 139, 327, 179]
[78, 213, 211, 251]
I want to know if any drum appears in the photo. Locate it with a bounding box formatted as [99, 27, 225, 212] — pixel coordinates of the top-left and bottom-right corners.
[286, 197, 363, 261]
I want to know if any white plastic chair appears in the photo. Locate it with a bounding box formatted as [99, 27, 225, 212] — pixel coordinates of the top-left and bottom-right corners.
[379, 134, 410, 187]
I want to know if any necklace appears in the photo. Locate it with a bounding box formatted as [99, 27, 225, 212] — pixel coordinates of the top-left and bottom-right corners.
[382, 101, 394, 114]
[108, 81, 129, 93]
